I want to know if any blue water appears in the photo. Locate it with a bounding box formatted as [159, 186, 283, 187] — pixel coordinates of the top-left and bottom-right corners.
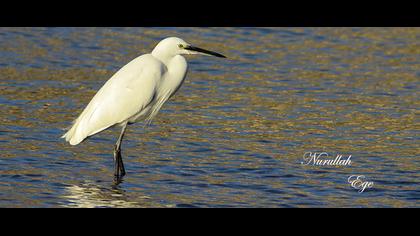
[0, 27, 419, 207]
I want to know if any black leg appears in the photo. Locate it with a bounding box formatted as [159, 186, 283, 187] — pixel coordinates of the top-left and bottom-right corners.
[113, 122, 127, 179]
[118, 150, 126, 176]
[113, 147, 121, 177]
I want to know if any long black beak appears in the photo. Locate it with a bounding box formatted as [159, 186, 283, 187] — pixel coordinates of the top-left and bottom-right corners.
[184, 45, 226, 58]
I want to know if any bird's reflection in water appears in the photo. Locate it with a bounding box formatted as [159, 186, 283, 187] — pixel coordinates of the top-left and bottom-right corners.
[60, 180, 152, 208]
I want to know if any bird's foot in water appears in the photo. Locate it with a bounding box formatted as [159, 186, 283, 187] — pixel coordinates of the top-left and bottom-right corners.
[113, 148, 126, 184]
[113, 174, 124, 185]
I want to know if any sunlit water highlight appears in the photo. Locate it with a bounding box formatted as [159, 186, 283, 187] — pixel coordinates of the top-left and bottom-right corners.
[0, 27, 419, 207]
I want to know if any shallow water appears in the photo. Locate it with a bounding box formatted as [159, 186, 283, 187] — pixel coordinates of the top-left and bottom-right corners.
[0, 27, 419, 207]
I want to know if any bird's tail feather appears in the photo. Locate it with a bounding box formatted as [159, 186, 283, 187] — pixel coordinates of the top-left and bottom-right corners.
[61, 118, 85, 145]
[62, 115, 116, 146]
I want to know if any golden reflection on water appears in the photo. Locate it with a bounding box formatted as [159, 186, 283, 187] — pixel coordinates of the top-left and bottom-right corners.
[60, 181, 174, 208]
[0, 27, 419, 207]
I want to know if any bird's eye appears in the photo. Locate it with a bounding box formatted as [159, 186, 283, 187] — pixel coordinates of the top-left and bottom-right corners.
[178, 44, 184, 49]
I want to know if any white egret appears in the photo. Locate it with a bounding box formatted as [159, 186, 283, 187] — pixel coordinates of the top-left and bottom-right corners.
[62, 37, 226, 180]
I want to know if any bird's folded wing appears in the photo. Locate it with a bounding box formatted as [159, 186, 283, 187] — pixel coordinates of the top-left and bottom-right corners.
[63, 55, 165, 145]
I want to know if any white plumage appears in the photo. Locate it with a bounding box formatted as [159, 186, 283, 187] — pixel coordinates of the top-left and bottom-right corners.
[62, 54, 169, 145]
[62, 36, 225, 179]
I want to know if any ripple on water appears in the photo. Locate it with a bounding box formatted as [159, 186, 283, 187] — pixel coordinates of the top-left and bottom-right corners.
[0, 27, 419, 207]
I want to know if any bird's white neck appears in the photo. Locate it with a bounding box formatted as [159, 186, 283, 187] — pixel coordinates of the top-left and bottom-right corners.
[151, 48, 176, 65]
[160, 55, 188, 95]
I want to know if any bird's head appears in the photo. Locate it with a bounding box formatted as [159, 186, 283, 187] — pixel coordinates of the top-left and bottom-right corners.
[152, 37, 226, 59]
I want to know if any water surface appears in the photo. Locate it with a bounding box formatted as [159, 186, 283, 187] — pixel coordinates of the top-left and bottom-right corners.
[0, 27, 419, 207]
